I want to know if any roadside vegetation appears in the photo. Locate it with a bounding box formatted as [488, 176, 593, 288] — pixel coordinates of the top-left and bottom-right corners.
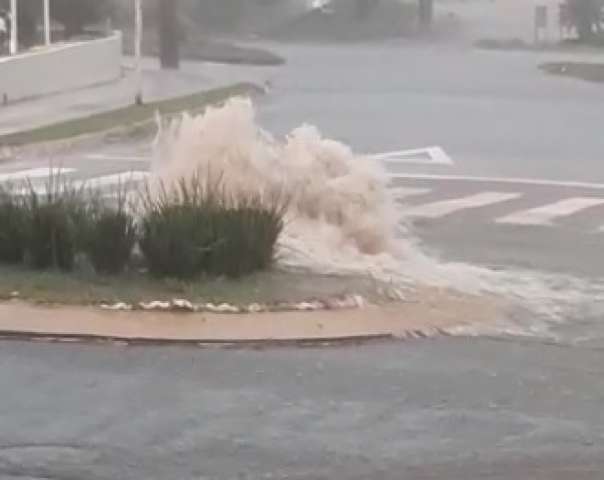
[0, 170, 391, 307]
[0, 84, 260, 148]
[0, 171, 285, 289]
[539, 61, 604, 83]
[139, 175, 286, 279]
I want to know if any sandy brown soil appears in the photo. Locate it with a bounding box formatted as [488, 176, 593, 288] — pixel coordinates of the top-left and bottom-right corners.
[0, 288, 502, 343]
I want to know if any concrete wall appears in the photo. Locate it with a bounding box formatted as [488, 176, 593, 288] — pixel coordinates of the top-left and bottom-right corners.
[439, 0, 563, 43]
[0, 31, 122, 104]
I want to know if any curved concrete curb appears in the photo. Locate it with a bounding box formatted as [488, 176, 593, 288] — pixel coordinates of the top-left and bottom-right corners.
[0, 289, 501, 346]
[100, 293, 368, 314]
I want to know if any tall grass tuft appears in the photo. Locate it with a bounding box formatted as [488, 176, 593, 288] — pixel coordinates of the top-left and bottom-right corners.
[24, 171, 87, 272]
[206, 198, 285, 278]
[0, 185, 29, 264]
[81, 188, 138, 275]
[140, 173, 286, 279]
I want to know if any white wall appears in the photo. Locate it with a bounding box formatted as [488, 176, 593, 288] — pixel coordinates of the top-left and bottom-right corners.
[0, 31, 122, 104]
[438, 0, 564, 43]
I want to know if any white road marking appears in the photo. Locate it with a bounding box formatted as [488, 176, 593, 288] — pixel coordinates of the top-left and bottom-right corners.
[0, 167, 76, 183]
[370, 146, 453, 166]
[14, 171, 150, 196]
[405, 191, 522, 219]
[496, 197, 604, 226]
[85, 154, 150, 162]
[388, 173, 604, 190]
[74, 171, 150, 189]
[390, 187, 432, 200]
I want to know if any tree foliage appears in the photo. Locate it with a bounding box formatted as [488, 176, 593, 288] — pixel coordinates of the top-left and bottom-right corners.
[159, 0, 180, 69]
[418, 0, 433, 28]
[192, 0, 247, 30]
[0, 0, 39, 46]
[50, 0, 111, 38]
[567, 0, 603, 42]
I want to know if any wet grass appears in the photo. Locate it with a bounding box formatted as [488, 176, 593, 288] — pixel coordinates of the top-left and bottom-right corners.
[540, 62, 604, 84]
[0, 83, 261, 147]
[0, 174, 388, 306]
[121, 33, 286, 66]
[474, 38, 533, 51]
[0, 264, 387, 306]
[139, 175, 286, 280]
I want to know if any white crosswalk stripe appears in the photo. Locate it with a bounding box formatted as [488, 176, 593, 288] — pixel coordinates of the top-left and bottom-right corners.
[85, 154, 149, 162]
[496, 197, 604, 226]
[0, 167, 76, 183]
[390, 186, 432, 200]
[1, 169, 150, 196]
[404, 192, 523, 219]
[4, 167, 604, 231]
[73, 171, 150, 190]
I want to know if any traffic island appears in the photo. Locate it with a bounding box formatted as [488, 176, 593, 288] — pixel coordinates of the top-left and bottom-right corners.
[540, 61, 604, 83]
[0, 287, 501, 345]
[0, 95, 506, 346]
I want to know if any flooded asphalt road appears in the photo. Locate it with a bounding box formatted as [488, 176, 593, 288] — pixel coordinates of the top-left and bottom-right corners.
[255, 41, 604, 183]
[7, 41, 604, 281]
[2, 338, 604, 480]
[3, 29, 604, 479]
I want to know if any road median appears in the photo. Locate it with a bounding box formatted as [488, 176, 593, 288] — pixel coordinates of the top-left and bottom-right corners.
[0, 287, 500, 345]
[0, 82, 262, 160]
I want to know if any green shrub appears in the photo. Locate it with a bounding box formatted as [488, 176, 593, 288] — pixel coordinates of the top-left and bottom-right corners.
[207, 202, 284, 277]
[140, 200, 216, 279]
[24, 176, 87, 272]
[140, 175, 286, 279]
[0, 188, 29, 264]
[27, 201, 77, 271]
[82, 198, 137, 275]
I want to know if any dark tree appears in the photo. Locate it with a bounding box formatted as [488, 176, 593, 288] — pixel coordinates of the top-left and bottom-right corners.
[50, 0, 110, 38]
[353, 0, 382, 21]
[193, 0, 246, 31]
[355, 0, 371, 20]
[418, 0, 433, 29]
[0, 0, 39, 46]
[159, 0, 179, 69]
[18, 0, 38, 46]
[567, 0, 602, 43]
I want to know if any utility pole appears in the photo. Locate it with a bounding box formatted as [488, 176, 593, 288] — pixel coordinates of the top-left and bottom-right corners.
[159, 0, 179, 70]
[134, 0, 143, 105]
[43, 0, 51, 46]
[418, 0, 433, 30]
[9, 0, 17, 55]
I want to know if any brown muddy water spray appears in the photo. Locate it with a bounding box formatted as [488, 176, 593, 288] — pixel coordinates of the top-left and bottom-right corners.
[151, 98, 604, 339]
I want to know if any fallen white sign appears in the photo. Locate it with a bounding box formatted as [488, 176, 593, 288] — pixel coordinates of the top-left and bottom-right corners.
[368, 146, 453, 166]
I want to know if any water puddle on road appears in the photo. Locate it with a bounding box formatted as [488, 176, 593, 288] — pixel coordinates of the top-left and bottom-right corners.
[151, 97, 604, 342]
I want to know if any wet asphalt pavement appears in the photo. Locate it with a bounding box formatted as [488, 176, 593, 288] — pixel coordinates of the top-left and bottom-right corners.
[4, 3, 604, 478]
[2, 337, 604, 479]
